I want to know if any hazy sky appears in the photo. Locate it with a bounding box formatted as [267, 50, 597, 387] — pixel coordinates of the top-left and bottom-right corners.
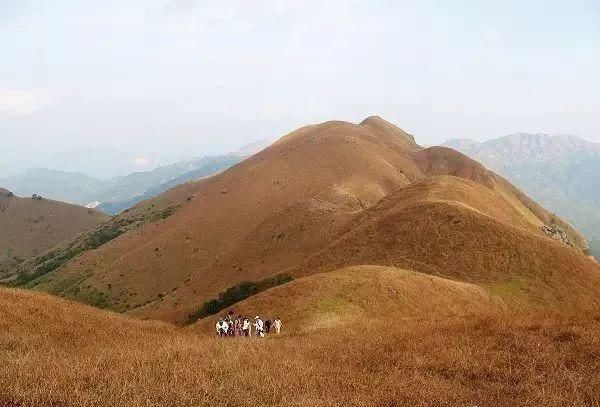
[1, 0, 599, 178]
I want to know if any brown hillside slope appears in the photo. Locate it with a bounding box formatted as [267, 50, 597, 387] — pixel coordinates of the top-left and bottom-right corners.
[0, 189, 108, 277]
[0, 286, 171, 342]
[26, 118, 425, 312]
[414, 146, 587, 248]
[289, 177, 600, 309]
[3, 279, 600, 406]
[19, 117, 595, 323]
[192, 265, 506, 333]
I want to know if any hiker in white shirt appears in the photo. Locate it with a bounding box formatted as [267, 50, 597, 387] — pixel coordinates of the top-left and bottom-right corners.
[216, 319, 228, 337]
[272, 317, 283, 334]
[254, 316, 265, 338]
[242, 317, 251, 337]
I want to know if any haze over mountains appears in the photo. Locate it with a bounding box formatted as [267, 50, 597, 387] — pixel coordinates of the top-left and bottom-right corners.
[0, 139, 271, 215]
[444, 133, 600, 257]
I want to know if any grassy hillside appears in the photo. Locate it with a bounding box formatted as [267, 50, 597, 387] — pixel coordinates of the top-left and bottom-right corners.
[2, 274, 600, 406]
[0, 189, 109, 278]
[10, 117, 595, 325]
[192, 266, 505, 330]
[444, 134, 600, 259]
[5, 197, 182, 296]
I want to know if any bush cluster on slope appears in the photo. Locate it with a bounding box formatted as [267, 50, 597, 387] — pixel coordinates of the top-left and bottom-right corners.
[186, 273, 293, 324]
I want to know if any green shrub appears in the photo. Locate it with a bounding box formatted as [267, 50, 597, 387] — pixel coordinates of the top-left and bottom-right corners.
[88, 226, 123, 249]
[186, 273, 293, 325]
[148, 206, 175, 222]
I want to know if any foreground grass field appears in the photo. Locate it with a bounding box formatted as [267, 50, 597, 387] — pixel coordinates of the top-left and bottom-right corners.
[2, 285, 600, 406]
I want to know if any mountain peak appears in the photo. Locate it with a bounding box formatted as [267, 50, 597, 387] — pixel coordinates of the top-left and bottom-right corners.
[359, 115, 417, 146]
[359, 115, 390, 126]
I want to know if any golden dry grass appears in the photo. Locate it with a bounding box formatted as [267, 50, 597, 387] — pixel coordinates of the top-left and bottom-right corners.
[2, 273, 600, 406]
[192, 266, 506, 333]
[3, 312, 600, 406]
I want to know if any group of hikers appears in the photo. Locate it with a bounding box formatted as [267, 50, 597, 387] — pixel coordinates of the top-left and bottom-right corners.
[215, 311, 282, 338]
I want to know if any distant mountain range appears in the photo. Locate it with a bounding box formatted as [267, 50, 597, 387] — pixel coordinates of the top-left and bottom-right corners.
[95, 155, 243, 214]
[0, 169, 107, 205]
[444, 133, 600, 258]
[0, 139, 271, 215]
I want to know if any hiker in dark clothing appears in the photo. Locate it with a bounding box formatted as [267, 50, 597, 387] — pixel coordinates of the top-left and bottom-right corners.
[265, 319, 272, 334]
[226, 310, 235, 336]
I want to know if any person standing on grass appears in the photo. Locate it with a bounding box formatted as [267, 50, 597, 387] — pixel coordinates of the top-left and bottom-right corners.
[226, 311, 235, 336]
[265, 319, 272, 334]
[234, 315, 243, 337]
[216, 318, 228, 337]
[254, 315, 265, 338]
[242, 316, 251, 337]
[273, 317, 283, 334]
